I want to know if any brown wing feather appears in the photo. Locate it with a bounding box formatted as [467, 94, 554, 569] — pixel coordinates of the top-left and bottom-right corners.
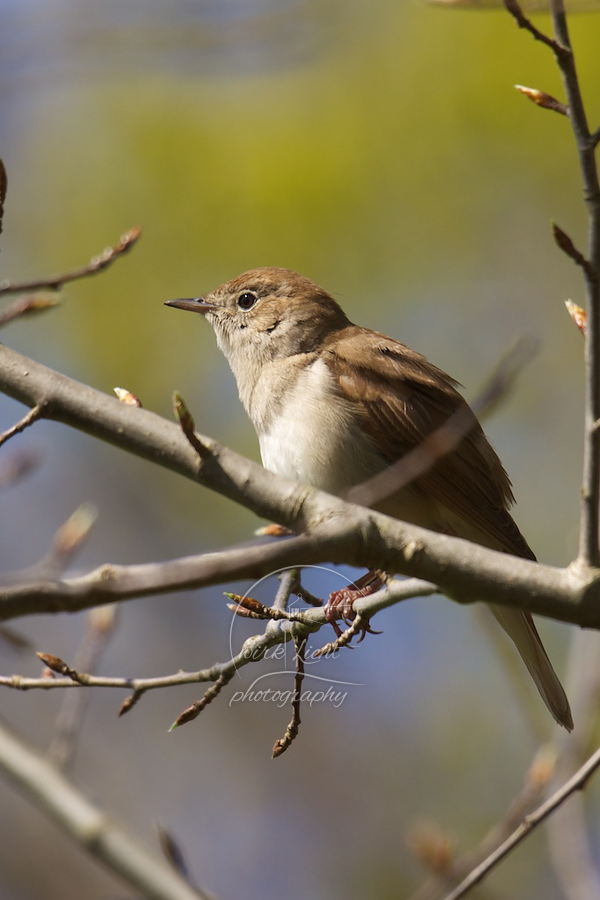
[322, 325, 572, 729]
[324, 326, 535, 560]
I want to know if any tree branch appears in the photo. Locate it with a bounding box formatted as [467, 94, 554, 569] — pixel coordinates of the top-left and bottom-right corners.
[47, 605, 118, 768]
[0, 402, 46, 448]
[504, 0, 568, 56]
[545, 0, 600, 569]
[546, 629, 600, 899]
[0, 342, 599, 626]
[441, 742, 600, 900]
[506, 0, 600, 567]
[0, 720, 211, 900]
[409, 746, 557, 900]
[0, 227, 141, 295]
[0, 579, 435, 703]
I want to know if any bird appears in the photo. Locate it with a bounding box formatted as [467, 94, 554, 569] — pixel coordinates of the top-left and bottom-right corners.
[165, 266, 573, 730]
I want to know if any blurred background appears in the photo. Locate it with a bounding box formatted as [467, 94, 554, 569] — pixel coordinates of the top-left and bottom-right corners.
[0, 1, 599, 898]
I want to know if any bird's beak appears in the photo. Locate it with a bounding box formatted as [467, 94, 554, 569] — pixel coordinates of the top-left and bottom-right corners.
[164, 296, 218, 315]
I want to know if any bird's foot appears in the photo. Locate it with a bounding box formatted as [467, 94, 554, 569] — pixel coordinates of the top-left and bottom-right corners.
[324, 570, 386, 639]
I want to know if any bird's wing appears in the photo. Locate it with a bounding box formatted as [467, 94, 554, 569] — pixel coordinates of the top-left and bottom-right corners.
[324, 325, 535, 560]
[324, 326, 574, 730]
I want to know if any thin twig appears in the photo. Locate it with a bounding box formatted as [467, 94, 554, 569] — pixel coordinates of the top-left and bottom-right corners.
[313, 615, 367, 659]
[0, 625, 31, 652]
[546, 629, 600, 900]
[0, 293, 60, 328]
[544, 0, 600, 567]
[0, 720, 210, 900]
[440, 744, 600, 900]
[170, 671, 236, 729]
[409, 746, 557, 900]
[2, 655, 250, 696]
[272, 633, 307, 758]
[0, 402, 46, 448]
[292, 573, 323, 608]
[47, 605, 119, 769]
[503, 0, 568, 56]
[272, 568, 299, 612]
[0, 227, 141, 296]
[0, 580, 436, 697]
[0, 503, 97, 586]
[1, 342, 600, 626]
[506, 0, 600, 565]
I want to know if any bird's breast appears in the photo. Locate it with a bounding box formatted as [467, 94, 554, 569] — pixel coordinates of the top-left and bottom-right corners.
[255, 357, 382, 495]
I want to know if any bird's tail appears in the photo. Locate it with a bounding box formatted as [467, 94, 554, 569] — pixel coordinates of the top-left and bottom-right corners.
[489, 605, 573, 731]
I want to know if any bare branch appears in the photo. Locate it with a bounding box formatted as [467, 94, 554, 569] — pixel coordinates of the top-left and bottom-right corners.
[0, 510, 598, 626]
[273, 567, 301, 611]
[409, 746, 557, 900]
[272, 633, 307, 757]
[0, 720, 212, 900]
[0, 293, 61, 328]
[0, 339, 598, 626]
[0, 579, 431, 702]
[506, 0, 600, 564]
[546, 629, 600, 898]
[440, 743, 600, 900]
[0, 345, 600, 628]
[47, 605, 119, 769]
[0, 227, 141, 296]
[0, 402, 46, 449]
[503, 0, 568, 55]
[545, 0, 600, 567]
[1, 503, 97, 585]
[314, 614, 369, 659]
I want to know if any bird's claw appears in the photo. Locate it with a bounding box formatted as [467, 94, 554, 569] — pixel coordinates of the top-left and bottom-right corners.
[324, 571, 386, 640]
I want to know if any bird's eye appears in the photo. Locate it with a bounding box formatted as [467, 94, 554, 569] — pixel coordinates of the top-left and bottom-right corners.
[237, 291, 257, 311]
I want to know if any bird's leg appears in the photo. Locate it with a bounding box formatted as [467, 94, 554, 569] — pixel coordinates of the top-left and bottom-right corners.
[324, 570, 386, 638]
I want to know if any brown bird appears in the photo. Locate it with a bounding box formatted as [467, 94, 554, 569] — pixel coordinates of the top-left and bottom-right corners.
[166, 267, 573, 730]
